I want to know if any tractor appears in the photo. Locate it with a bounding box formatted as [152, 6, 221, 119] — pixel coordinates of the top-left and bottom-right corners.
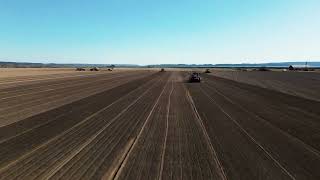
[189, 72, 201, 82]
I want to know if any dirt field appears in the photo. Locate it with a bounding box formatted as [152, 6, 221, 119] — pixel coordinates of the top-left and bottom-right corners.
[209, 70, 320, 101]
[0, 70, 319, 179]
[0, 68, 79, 78]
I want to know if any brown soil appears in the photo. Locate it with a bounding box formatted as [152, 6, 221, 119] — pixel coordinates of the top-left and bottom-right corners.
[0, 71, 319, 179]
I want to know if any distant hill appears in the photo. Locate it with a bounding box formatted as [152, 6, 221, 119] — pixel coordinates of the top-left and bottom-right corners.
[0, 61, 139, 68]
[214, 62, 320, 68]
[0, 61, 319, 68]
[145, 64, 215, 68]
[144, 62, 320, 68]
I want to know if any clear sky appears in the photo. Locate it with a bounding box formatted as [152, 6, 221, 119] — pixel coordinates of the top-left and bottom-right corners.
[0, 0, 319, 65]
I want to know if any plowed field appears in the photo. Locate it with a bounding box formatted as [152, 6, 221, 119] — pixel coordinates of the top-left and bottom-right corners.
[0, 70, 319, 180]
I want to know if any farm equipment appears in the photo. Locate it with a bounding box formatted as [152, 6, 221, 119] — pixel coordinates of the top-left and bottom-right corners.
[189, 72, 201, 82]
[160, 68, 165, 72]
[76, 68, 86, 71]
[90, 67, 99, 71]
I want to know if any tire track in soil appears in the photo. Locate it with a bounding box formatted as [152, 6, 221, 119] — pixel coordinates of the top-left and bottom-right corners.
[0, 72, 120, 96]
[1, 71, 318, 179]
[39, 76, 161, 180]
[200, 77, 320, 179]
[0, 72, 146, 111]
[186, 83, 292, 180]
[199, 86, 295, 180]
[112, 74, 170, 180]
[0, 72, 105, 86]
[0, 72, 150, 127]
[160, 73, 228, 180]
[158, 80, 174, 180]
[57, 73, 171, 180]
[0, 72, 136, 100]
[0, 72, 156, 140]
[0, 73, 165, 179]
[202, 81, 320, 158]
[203, 76, 320, 152]
[0, 74, 146, 127]
[185, 87, 227, 180]
[0, 73, 160, 168]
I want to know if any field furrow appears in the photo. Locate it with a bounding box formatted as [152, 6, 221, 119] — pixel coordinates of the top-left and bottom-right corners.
[0, 69, 319, 179]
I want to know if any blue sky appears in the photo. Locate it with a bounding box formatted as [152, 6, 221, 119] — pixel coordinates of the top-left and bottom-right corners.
[0, 0, 319, 65]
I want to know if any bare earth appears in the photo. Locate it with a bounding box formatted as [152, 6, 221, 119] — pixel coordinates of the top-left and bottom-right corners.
[0, 68, 79, 78]
[209, 70, 320, 101]
[0, 69, 319, 179]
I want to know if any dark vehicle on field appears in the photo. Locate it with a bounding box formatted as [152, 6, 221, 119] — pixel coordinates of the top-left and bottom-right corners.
[204, 69, 211, 73]
[90, 67, 99, 71]
[288, 65, 294, 71]
[76, 68, 86, 71]
[189, 72, 201, 82]
[160, 68, 165, 72]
